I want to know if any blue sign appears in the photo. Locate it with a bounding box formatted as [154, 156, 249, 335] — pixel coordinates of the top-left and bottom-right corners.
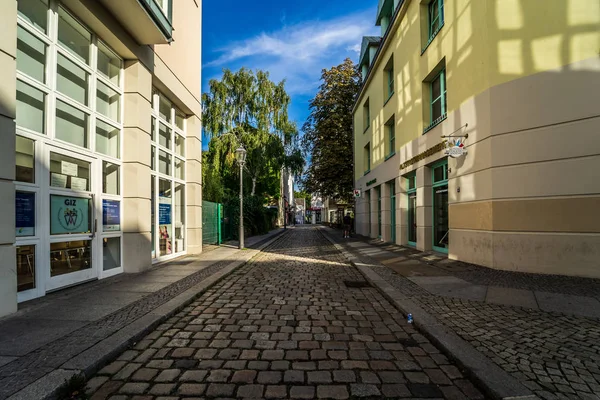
[159, 203, 172, 225]
[102, 200, 121, 232]
[16, 191, 35, 237]
[50, 195, 90, 235]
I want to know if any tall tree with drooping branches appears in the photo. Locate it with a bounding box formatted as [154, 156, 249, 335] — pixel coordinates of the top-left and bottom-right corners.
[202, 68, 303, 202]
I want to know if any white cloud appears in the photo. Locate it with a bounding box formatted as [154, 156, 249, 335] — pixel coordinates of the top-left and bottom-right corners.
[204, 9, 378, 95]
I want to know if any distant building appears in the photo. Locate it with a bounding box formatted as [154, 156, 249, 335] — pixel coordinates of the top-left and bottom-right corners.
[353, 0, 600, 278]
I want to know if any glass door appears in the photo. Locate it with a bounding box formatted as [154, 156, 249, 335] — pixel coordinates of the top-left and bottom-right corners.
[389, 181, 396, 243]
[432, 160, 449, 253]
[407, 174, 417, 246]
[377, 186, 382, 238]
[46, 147, 99, 291]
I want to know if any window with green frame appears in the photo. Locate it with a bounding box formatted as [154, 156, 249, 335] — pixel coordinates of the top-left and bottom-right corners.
[363, 98, 370, 132]
[428, 0, 444, 39]
[385, 116, 395, 159]
[364, 143, 371, 174]
[430, 69, 447, 124]
[383, 56, 394, 101]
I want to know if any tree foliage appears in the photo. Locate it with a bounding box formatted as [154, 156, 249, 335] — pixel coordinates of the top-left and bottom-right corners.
[202, 68, 304, 203]
[301, 58, 361, 204]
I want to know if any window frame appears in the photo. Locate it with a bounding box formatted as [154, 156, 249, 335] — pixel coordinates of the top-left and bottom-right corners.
[428, 0, 444, 39]
[383, 56, 394, 102]
[385, 116, 395, 160]
[363, 98, 370, 133]
[430, 68, 447, 124]
[364, 143, 371, 175]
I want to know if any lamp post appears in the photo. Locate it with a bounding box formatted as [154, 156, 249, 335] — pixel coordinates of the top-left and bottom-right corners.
[235, 146, 247, 249]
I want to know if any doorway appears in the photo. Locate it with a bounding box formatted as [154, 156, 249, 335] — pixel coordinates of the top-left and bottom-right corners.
[432, 160, 449, 253]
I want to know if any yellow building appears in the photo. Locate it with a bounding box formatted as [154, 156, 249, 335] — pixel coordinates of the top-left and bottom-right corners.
[0, 0, 202, 317]
[353, 0, 600, 277]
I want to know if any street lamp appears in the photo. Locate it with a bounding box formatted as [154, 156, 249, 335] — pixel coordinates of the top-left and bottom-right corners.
[235, 146, 247, 249]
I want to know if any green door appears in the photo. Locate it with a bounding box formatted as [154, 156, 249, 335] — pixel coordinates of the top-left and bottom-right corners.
[389, 181, 396, 243]
[407, 174, 417, 246]
[377, 186, 382, 238]
[432, 161, 449, 253]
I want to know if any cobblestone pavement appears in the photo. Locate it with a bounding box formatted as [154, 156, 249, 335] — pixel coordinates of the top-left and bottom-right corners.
[371, 241, 600, 300]
[327, 232, 600, 400]
[87, 228, 484, 399]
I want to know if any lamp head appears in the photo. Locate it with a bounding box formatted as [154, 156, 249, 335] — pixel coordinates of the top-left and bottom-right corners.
[235, 146, 247, 165]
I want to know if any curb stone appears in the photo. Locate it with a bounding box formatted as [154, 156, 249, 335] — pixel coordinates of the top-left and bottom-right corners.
[6, 230, 289, 400]
[318, 227, 539, 400]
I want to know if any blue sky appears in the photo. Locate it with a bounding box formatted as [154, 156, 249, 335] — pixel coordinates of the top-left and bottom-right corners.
[202, 0, 380, 149]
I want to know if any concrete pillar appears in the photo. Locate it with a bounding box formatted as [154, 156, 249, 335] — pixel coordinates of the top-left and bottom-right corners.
[397, 175, 408, 245]
[416, 166, 433, 251]
[0, 0, 17, 318]
[357, 195, 369, 236]
[370, 187, 379, 239]
[185, 115, 202, 254]
[381, 183, 391, 242]
[122, 61, 152, 272]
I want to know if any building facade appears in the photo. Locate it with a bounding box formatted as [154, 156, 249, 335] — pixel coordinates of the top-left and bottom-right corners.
[353, 0, 600, 277]
[0, 0, 202, 317]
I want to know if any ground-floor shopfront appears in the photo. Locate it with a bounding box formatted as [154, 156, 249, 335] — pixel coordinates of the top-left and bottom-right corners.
[1, 0, 203, 317]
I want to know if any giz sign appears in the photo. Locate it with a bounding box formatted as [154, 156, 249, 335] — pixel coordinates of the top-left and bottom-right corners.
[353, 189, 361, 198]
[50, 195, 90, 235]
[445, 138, 467, 159]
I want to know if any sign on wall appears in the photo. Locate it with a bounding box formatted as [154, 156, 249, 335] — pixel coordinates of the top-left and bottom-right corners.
[102, 199, 121, 232]
[445, 138, 467, 158]
[353, 189, 361, 198]
[50, 195, 90, 235]
[16, 192, 35, 237]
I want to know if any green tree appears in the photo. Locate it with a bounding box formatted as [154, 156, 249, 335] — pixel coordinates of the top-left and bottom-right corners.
[202, 68, 303, 201]
[301, 58, 360, 204]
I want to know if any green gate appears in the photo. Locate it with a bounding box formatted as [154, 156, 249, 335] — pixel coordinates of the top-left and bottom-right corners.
[202, 201, 221, 245]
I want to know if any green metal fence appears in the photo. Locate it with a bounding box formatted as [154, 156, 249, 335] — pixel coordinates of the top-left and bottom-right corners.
[202, 201, 221, 245]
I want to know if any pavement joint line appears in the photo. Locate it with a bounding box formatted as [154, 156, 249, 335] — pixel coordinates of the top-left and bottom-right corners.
[5, 229, 290, 400]
[318, 226, 538, 400]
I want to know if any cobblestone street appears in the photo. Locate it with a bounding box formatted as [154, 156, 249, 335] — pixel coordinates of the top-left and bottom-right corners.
[323, 230, 600, 400]
[87, 228, 484, 399]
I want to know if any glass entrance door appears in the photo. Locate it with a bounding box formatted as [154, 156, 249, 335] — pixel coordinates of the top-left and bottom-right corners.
[408, 193, 417, 245]
[46, 147, 99, 291]
[432, 160, 449, 253]
[389, 181, 396, 243]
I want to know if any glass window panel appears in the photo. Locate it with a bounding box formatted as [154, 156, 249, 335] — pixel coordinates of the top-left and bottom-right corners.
[16, 191, 36, 237]
[17, 0, 48, 33]
[50, 240, 91, 277]
[151, 117, 156, 141]
[57, 7, 91, 64]
[159, 94, 172, 122]
[175, 134, 185, 156]
[432, 75, 441, 100]
[159, 122, 171, 149]
[174, 183, 185, 253]
[175, 158, 184, 179]
[103, 237, 121, 271]
[16, 245, 36, 292]
[57, 53, 89, 105]
[432, 98, 442, 121]
[16, 80, 45, 134]
[96, 120, 120, 158]
[49, 152, 90, 190]
[175, 111, 185, 130]
[159, 150, 171, 175]
[16, 136, 35, 183]
[433, 165, 445, 183]
[158, 178, 172, 256]
[103, 161, 119, 195]
[97, 41, 121, 86]
[151, 146, 156, 170]
[17, 26, 46, 82]
[96, 80, 120, 122]
[56, 100, 88, 148]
